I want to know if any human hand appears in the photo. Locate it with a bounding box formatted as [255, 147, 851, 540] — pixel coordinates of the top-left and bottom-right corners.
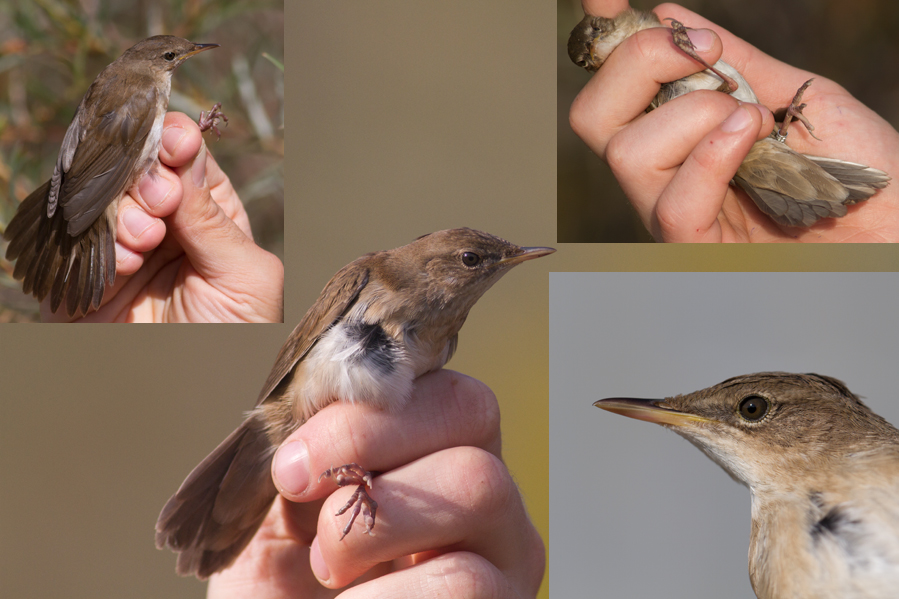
[569, 1, 899, 242]
[43, 112, 283, 321]
[206, 370, 546, 598]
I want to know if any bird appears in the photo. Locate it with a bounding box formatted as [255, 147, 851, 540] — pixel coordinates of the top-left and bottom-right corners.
[567, 9, 890, 228]
[3, 36, 221, 317]
[155, 227, 554, 579]
[595, 372, 899, 599]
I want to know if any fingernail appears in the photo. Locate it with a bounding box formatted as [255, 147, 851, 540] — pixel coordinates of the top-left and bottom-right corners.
[744, 102, 772, 122]
[162, 126, 187, 154]
[138, 173, 174, 209]
[115, 241, 135, 266]
[686, 28, 714, 52]
[273, 440, 310, 496]
[122, 207, 157, 239]
[310, 537, 331, 582]
[191, 142, 208, 188]
[721, 105, 753, 133]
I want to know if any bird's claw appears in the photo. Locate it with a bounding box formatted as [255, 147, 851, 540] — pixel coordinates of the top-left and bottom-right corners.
[198, 102, 229, 140]
[777, 79, 821, 141]
[665, 18, 739, 93]
[319, 463, 377, 540]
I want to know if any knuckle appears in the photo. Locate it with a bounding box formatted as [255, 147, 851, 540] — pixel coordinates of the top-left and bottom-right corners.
[446, 372, 501, 449]
[568, 90, 594, 141]
[604, 133, 634, 177]
[424, 553, 506, 599]
[452, 448, 515, 518]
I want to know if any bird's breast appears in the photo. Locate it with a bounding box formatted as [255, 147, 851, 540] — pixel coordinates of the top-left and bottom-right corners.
[134, 85, 170, 180]
[291, 319, 417, 422]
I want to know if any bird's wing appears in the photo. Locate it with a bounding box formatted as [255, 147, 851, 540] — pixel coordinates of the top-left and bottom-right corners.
[254, 262, 371, 405]
[56, 83, 160, 236]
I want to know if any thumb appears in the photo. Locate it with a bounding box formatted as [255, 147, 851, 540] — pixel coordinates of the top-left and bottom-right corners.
[169, 141, 258, 278]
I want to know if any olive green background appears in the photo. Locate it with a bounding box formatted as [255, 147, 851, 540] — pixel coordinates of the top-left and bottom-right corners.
[1, 2, 899, 599]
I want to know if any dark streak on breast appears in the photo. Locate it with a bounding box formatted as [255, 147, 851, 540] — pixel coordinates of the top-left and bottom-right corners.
[809, 491, 866, 568]
[344, 322, 401, 376]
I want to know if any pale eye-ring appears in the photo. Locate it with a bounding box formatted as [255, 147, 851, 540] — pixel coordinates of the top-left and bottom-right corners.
[738, 395, 769, 422]
[461, 252, 481, 267]
[163, 52, 176, 61]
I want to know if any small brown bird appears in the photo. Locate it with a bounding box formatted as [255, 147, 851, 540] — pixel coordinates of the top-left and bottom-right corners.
[568, 10, 891, 228]
[155, 228, 554, 579]
[595, 373, 899, 599]
[3, 36, 219, 316]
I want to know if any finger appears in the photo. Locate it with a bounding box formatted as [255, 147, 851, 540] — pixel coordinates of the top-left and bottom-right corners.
[570, 26, 725, 157]
[272, 370, 502, 503]
[115, 197, 166, 256]
[653, 4, 813, 102]
[655, 102, 774, 242]
[604, 90, 752, 219]
[161, 112, 251, 234]
[582, 0, 629, 17]
[158, 112, 204, 167]
[206, 499, 322, 598]
[332, 553, 512, 599]
[312, 447, 543, 592]
[167, 137, 259, 276]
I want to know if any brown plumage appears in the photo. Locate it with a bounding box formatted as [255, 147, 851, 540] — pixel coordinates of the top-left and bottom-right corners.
[568, 10, 890, 228]
[155, 228, 554, 579]
[3, 36, 218, 316]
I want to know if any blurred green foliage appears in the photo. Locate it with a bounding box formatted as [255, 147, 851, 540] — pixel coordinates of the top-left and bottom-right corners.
[0, 0, 283, 321]
[558, 0, 899, 243]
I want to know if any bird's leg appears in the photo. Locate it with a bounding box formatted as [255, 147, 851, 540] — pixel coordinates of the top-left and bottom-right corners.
[775, 79, 821, 142]
[197, 102, 229, 140]
[319, 464, 378, 540]
[664, 18, 739, 93]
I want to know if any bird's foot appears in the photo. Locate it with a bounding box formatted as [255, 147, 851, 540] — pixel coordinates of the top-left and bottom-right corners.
[664, 18, 739, 93]
[319, 464, 378, 540]
[776, 79, 821, 142]
[198, 102, 229, 140]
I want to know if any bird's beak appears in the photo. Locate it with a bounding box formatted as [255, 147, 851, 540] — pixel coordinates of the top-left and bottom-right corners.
[497, 246, 556, 266]
[183, 43, 220, 60]
[594, 398, 713, 427]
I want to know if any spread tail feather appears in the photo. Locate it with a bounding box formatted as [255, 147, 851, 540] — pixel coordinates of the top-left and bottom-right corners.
[3, 181, 115, 316]
[155, 415, 279, 580]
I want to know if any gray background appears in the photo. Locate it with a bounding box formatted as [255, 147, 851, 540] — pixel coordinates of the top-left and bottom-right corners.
[550, 272, 899, 598]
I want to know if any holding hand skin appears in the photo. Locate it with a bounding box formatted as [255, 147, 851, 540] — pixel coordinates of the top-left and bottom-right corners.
[569, 1, 899, 242]
[44, 112, 284, 322]
[208, 371, 546, 598]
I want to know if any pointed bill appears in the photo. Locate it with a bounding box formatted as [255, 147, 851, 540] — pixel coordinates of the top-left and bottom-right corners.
[497, 246, 556, 266]
[594, 397, 713, 427]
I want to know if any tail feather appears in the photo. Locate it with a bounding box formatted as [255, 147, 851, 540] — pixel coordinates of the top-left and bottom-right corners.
[155, 415, 279, 580]
[3, 180, 114, 316]
[807, 155, 891, 205]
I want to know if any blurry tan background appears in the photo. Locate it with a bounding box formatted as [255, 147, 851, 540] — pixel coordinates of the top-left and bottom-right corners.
[0, 0, 284, 321]
[1, 2, 899, 599]
[1, 1, 555, 598]
[558, 0, 899, 242]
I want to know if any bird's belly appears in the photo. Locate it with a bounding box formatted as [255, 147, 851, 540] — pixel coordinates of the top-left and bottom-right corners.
[656, 60, 757, 107]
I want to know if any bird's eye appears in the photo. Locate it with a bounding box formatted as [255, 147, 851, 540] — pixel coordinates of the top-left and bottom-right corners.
[738, 395, 769, 422]
[461, 252, 481, 267]
[163, 52, 176, 61]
